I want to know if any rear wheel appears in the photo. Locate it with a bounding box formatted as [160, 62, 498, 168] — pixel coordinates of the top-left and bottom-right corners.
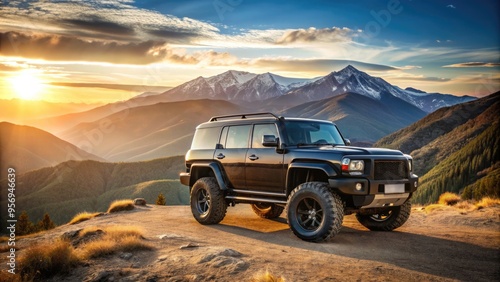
[356, 201, 411, 231]
[286, 182, 344, 242]
[190, 177, 227, 225]
[251, 203, 284, 219]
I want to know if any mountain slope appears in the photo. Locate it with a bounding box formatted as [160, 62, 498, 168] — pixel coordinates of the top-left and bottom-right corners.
[374, 92, 500, 204]
[0, 156, 187, 226]
[59, 99, 246, 161]
[412, 121, 499, 204]
[0, 122, 104, 175]
[375, 92, 499, 157]
[282, 92, 427, 143]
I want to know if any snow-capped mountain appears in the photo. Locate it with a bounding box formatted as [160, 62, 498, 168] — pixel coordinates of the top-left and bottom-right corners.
[149, 65, 476, 113]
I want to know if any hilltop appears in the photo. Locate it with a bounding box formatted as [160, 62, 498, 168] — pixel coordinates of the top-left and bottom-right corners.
[2, 203, 498, 281]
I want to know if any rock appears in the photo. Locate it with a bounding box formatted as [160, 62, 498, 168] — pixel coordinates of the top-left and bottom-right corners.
[61, 229, 82, 240]
[120, 252, 133, 260]
[92, 270, 114, 282]
[180, 243, 199, 249]
[134, 198, 147, 206]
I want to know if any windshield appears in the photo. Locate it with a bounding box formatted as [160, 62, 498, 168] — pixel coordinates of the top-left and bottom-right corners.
[284, 120, 345, 146]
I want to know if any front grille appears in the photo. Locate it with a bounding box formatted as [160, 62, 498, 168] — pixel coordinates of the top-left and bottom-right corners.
[374, 161, 408, 180]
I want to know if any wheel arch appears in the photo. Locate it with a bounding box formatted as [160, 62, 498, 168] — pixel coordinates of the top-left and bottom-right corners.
[286, 161, 337, 196]
[188, 162, 228, 190]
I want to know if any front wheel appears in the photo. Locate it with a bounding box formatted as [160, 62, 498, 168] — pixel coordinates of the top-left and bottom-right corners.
[286, 182, 344, 242]
[251, 203, 284, 219]
[190, 177, 227, 225]
[356, 201, 411, 231]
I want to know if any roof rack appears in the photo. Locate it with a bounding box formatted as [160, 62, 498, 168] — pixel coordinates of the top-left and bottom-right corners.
[209, 112, 279, 122]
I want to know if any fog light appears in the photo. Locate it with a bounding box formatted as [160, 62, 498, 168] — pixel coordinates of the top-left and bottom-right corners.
[414, 181, 418, 188]
[355, 183, 363, 191]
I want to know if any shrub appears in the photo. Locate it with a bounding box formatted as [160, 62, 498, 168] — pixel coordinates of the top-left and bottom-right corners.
[19, 239, 79, 280]
[156, 192, 166, 205]
[69, 212, 102, 225]
[475, 197, 500, 209]
[107, 199, 135, 213]
[16, 211, 35, 236]
[438, 192, 461, 206]
[251, 270, 285, 282]
[79, 226, 152, 259]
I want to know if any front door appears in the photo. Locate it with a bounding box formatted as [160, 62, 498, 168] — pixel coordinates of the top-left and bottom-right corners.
[245, 123, 285, 193]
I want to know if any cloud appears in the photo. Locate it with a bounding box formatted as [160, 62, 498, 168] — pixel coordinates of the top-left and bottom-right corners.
[275, 27, 356, 44]
[443, 62, 500, 68]
[446, 4, 456, 9]
[0, 31, 170, 64]
[50, 82, 171, 92]
[397, 76, 451, 82]
[0, 0, 219, 43]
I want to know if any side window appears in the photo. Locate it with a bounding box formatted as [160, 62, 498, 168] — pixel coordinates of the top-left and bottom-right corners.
[225, 125, 251, 149]
[191, 127, 221, 149]
[252, 124, 278, 148]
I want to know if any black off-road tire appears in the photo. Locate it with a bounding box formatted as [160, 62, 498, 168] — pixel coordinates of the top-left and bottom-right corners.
[356, 200, 411, 231]
[190, 177, 227, 225]
[286, 182, 344, 242]
[251, 203, 284, 219]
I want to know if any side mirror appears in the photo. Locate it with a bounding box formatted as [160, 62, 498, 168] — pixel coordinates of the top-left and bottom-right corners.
[344, 139, 351, 146]
[262, 135, 278, 147]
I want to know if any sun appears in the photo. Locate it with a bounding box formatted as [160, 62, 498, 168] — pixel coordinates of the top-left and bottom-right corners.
[10, 70, 45, 100]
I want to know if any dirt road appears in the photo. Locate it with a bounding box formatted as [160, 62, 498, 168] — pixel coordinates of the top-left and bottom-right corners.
[7, 204, 500, 281]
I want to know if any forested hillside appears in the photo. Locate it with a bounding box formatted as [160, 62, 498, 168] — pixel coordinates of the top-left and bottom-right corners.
[375, 92, 499, 204]
[412, 121, 499, 204]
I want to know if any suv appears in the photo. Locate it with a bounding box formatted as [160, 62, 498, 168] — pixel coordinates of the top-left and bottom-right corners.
[180, 113, 418, 242]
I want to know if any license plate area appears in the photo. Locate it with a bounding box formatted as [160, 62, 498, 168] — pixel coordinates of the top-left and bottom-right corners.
[384, 184, 405, 194]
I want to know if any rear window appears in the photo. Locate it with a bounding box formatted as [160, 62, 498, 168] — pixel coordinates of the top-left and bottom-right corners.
[191, 127, 221, 150]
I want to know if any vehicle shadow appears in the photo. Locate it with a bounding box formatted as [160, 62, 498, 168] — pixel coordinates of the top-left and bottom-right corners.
[210, 215, 499, 282]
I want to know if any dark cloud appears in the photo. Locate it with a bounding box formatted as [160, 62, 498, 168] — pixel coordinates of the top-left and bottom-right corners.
[275, 27, 355, 44]
[60, 16, 136, 37]
[146, 29, 200, 43]
[0, 31, 169, 64]
[443, 62, 500, 68]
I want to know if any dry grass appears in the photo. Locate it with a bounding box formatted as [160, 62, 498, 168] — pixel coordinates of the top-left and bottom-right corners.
[475, 197, 500, 209]
[68, 212, 102, 225]
[18, 239, 80, 280]
[0, 236, 9, 243]
[438, 192, 461, 206]
[78, 226, 152, 259]
[107, 199, 135, 213]
[425, 194, 500, 213]
[251, 270, 286, 282]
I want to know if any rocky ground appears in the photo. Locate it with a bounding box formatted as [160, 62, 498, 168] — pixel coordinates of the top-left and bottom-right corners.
[2, 204, 499, 281]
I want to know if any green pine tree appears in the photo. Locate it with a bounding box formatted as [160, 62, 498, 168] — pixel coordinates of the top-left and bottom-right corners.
[156, 192, 166, 205]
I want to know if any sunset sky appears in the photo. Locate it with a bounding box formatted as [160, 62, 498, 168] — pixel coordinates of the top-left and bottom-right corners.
[0, 0, 499, 103]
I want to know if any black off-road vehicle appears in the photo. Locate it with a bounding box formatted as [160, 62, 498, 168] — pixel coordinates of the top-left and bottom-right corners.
[180, 113, 418, 242]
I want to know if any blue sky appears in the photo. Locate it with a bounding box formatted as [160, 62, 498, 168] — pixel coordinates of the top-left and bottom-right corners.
[0, 0, 498, 102]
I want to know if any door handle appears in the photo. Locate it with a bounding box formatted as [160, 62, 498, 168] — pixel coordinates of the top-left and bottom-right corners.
[248, 154, 259, 161]
[216, 153, 225, 159]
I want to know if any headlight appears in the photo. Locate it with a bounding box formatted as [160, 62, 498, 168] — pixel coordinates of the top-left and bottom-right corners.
[341, 158, 364, 175]
[404, 154, 413, 172]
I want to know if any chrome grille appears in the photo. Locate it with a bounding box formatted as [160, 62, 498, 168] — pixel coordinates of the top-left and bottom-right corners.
[374, 161, 408, 180]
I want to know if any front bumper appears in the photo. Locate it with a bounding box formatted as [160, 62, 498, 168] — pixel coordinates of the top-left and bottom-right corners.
[328, 174, 418, 208]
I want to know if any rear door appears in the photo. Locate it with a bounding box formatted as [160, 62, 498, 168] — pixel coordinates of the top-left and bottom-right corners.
[245, 123, 286, 193]
[214, 124, 251, 189]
